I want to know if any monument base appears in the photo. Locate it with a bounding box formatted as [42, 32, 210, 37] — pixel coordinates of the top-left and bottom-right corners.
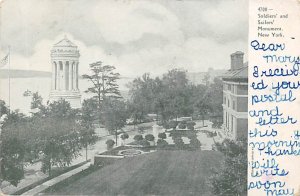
[49, 90, 81, 108]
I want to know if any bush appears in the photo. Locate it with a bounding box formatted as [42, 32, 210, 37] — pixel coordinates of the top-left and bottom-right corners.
[157, 139, 168, 148]
[106, 139, 115, 149]
[168, 121, 178, 129]
[187, 121, 196, 127]
[133, 134, 143, 141]
[178, 123, 187, 129]
[121, 133, 129, 140]
[158, 132, 167, 140]
[173, 137, 185, 149]
[187, 121, 196, 130]
[139, 139, 150, 147]
[189, 138, 201, 149]
[145, 134, 155, 141]
[163, 123, 170, 129]
[187, 124, 194, 131]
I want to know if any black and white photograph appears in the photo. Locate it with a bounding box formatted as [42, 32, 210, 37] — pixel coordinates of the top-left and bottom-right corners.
[0, 0, 248, 195]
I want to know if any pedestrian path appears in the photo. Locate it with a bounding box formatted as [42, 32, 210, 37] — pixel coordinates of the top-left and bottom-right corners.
[21, 162, 91, 195]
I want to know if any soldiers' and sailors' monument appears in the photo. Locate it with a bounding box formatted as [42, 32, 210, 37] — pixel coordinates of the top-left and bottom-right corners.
[49, 36, 81, 108]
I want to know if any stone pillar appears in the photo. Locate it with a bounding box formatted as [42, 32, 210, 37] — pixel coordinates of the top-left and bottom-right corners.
[57, 61, 61, 90]
[61, 61, 64, 90]
[51, 62, 56, 90]
[76, 62, 79, 90]
[73, 62, 76, 90]
[64, 61, 68, 91]
[69, 61, 72, 91]
[72, 61, 75, 90]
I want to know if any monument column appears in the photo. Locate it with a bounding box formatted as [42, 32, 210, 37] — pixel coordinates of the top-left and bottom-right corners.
[76, 62, 79, 90]
[73, 62, 77, 90]
[51, 62, 55, 90]
[57, 61, 61, 90]
[64, 61, 68, 90]
[69, 61, 72, 91]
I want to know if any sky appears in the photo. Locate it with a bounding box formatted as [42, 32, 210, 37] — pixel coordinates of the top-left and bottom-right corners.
[0, 0, 248, 78]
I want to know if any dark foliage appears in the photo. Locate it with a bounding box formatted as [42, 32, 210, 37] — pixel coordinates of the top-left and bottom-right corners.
[158, 132, 167, 140]
[210, 139, 247, 196]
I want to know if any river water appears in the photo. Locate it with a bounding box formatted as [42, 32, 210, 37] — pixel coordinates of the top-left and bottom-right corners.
[0, 77, 131, 114]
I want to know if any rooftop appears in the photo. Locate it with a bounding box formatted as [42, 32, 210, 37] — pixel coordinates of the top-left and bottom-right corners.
[53, 36, 77, 47]
[222, 62, 248, 80]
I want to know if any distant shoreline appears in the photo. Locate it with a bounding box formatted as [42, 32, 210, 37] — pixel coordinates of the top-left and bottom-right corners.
[0, 69, 52, 78]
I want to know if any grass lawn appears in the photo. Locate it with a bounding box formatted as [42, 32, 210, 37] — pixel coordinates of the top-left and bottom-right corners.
[45, 150, 223, 196]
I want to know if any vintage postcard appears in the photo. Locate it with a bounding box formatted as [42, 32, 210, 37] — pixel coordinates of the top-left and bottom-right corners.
[0, 0, 298, 195]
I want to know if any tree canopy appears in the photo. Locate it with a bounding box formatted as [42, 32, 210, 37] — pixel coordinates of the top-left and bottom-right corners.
[210, 139, 247, 196]
[82, 61, 121, 107]
[127, 69, 223, 124]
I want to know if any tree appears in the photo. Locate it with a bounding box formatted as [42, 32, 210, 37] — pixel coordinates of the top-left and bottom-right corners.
[81, 98, 98, 124]
[0, 104, 28, 186]
[0, 100, 8, 117]
[30, 116, 81, 176]
[120, 133, 129, 146]
[80, 99, 99, 160]
[210, 139, 247, 196]
[102, 99, 127, 146]
[78, 122, 98, 161]
[6, 100, 82, 176]
[23, 91, 46, 116]
[0, 102, 26, 187]
[207, 78, 223, 127]
[127, 73, 158, 125]
[82, 61, 121, 122]
[194, 90, 212, 127]
[1, 138, 25, 186]
[127, 69, 193, 124]
[156, 69, 192, 122]
[31, 92, 43, 109]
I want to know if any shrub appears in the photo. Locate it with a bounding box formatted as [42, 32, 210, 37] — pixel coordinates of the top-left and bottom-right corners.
[187, 124, 194, 131]
[133, 134, 143, 141]
[158, 132, 167, 140]
[163, 123, 170, 129]
[139, 139, 150, 147]
[106, 139, 115, 149]
[187, 121, 196, 126]
[168, 121, 178, 129]
[121, 133, 129, 140]
[189, 138, 201, 149]
[145, 134, 155, 141]
[157, 139, 168, 148]
[187, 121, 196, 130]
[173, 137, 185, 149]
[178, 123, 187, 129]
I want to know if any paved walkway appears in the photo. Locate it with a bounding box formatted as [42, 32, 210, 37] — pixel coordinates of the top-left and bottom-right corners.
[21, 162, 91, 195]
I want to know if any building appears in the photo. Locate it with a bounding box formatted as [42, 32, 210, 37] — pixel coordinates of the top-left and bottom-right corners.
[49, 36, 81, 108]
[222, 51, 248, 140]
